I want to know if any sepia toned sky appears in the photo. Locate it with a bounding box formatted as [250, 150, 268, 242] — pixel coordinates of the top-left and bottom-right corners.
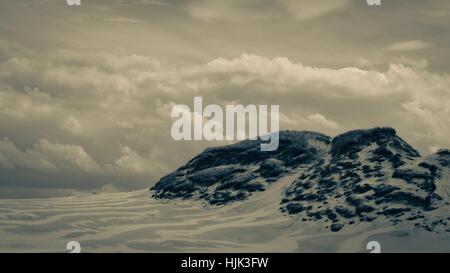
[1, 0, 450, 197]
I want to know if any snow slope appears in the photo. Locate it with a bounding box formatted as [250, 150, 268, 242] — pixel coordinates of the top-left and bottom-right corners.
[0, 127, 449, 253]
[0, 172, 448, 253]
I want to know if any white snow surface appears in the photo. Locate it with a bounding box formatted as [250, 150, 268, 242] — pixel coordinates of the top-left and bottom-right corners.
[0, 173, 448, 253]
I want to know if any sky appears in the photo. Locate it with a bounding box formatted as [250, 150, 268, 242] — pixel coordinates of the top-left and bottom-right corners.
[0, 0, 450, 198]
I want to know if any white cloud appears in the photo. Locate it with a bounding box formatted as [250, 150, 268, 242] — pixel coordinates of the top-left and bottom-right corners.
[278, 0, 352, 21]
[193, 54, 391, 96]
[61, 115, 83, 135]
[185, 54, 450, 152]
[388, 40, 431, 51]
[307, 113, 339, 130]
[106, 146, 168, 175]
[0, 138, 169, 178]
[110, 146, 150, 174]
[2, 50, 450, 193]
[105, 17, 145, 24]
[0, 138, 101, 174]
[32, 139, 102, 173]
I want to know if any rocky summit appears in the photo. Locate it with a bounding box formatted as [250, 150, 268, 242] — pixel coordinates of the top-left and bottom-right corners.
[151, 131, 330, 205]
[151, 127, 450, 232]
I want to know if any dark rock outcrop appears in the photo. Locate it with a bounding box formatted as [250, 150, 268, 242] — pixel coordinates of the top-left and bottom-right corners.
[151, 131, 330, 205]
[281, 128, 449, 231]
[151, 127, 450, 232]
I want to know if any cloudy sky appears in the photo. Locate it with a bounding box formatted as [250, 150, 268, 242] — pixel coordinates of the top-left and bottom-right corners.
[1, 0, 450, 198]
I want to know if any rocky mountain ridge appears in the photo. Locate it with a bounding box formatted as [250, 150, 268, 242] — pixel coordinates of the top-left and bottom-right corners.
[151, 127, 450, 232]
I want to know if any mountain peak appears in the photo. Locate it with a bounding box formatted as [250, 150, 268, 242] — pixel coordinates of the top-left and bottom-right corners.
[151, 127, 449, 232]
[331, 127, 420, 158]
[436, 149, 450, 156]
[332, 127, 397, 145]
[152, 130, 331, 205]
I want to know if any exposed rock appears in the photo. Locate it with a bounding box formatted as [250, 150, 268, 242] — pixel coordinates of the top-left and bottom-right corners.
[151, 127, 450, 233]
[152, 131, 330, 205]
[330, 222, 344, 232]
[281, 127, 449, 231]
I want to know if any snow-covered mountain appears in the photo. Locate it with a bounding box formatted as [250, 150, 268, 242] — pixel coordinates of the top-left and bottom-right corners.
[151, 127, 450, 233]
[151, 131, 330, 205]
[1, 127, 448, 253]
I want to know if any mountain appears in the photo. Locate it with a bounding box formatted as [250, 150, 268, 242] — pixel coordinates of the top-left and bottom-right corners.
[151, 127, 450, 233]
[151, 131, 330, 205]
